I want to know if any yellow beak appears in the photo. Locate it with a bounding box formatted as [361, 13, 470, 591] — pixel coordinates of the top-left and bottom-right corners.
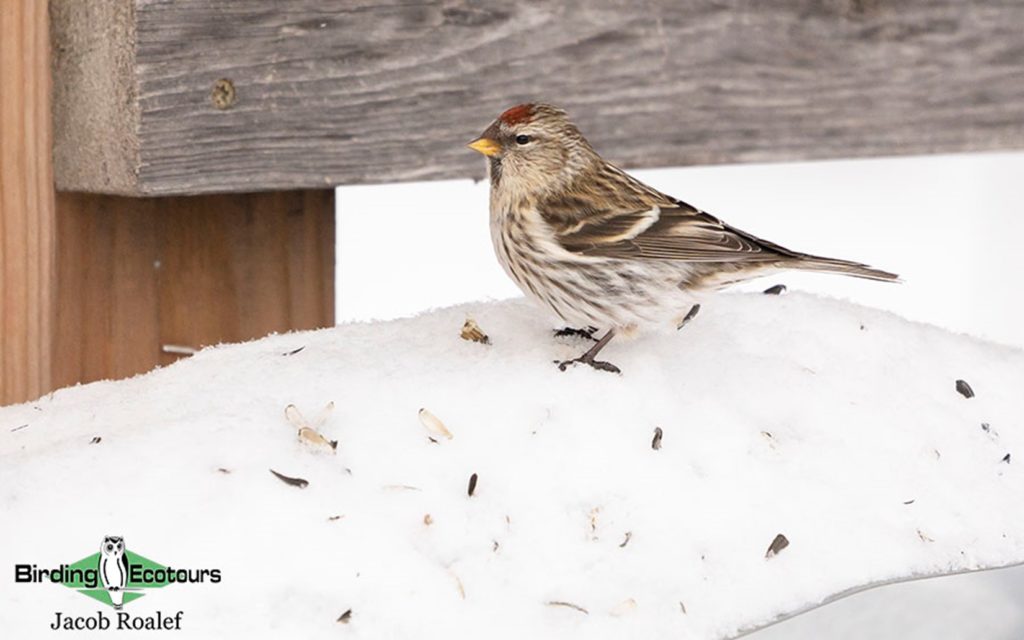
[467, 137, 501, 157]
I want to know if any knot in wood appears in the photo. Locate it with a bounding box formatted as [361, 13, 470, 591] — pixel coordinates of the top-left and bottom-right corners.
[211, 78, 236, 110]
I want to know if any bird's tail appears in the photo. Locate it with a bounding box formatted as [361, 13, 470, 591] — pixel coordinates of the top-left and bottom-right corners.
[784, 254, 900, 283]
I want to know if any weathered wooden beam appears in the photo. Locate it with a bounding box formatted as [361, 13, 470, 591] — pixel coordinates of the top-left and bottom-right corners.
[51, 0, 1024, 196]
[3, 3, 336, 407]
[1, 0, 56, 405]
[52, 190, 335, 391]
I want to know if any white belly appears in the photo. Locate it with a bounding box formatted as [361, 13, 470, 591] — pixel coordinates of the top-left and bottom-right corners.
[490, 212, 698, 331]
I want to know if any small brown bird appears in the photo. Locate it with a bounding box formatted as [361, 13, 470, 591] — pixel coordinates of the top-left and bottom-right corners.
[468, 104, 898, 373]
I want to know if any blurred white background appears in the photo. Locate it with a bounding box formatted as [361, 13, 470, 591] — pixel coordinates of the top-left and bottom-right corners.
[337, 151, 1024, 638]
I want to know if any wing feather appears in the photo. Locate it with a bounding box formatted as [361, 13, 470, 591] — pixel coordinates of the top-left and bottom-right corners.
[536, 164, 897, 281]
[553, 199, 792, 263]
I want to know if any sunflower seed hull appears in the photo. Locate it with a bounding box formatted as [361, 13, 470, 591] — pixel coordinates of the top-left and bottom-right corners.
[765, 533, 789, 558]
[546, 601, 589, 615]
[677, 304, 701, 330]
[460, 318, 491, 344]
[419, 408, 453, 440]
[955, 379, 974, 398]
[269, 468, 309, 488]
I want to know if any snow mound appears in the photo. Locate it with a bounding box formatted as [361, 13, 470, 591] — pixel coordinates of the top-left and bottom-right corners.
[2, 293, 1023, 639]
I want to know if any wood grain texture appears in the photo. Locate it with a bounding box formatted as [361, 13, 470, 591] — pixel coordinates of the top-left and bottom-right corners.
[52, 190, 335, 390]
[1, 0, 56, 405]
[51, 0, 1024, 196]
[49, 0, 139, 194]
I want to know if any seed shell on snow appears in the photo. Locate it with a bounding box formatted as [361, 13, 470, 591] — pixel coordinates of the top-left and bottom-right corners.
[588, 507, 601, 539]
[765, 533, 789, 558]
[286, 403, 337, 451]
[269, 469, 309, 488]
[382, 484, 421, 492]
[285, 402, 334, 429]
[676, 303, 701, 330]
[651, 427, 663, 450]
[419, 408, 453, 440]
[449, 569, 466, 599]
[468, 472, 478, 496]
[460, 317, 491, 344]
[298, 426, 338, 451]
[955, 379, 975, 398]
[546, 601, 589, 615]
[619, 531, 633, 548]
[763, 284, 787, 295]
[336, 609, 352, 623]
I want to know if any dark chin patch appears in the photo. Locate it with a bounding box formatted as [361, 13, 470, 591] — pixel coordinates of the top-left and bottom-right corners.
[488, 156, 502, 186]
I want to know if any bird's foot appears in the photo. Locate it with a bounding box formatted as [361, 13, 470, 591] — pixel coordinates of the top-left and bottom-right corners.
[556, 329, 619, 373]
[553, 326, 598, 341]
[556, 355, 621, 374]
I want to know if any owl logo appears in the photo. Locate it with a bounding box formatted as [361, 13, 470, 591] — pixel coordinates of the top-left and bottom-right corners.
[98, 536, 128, 609]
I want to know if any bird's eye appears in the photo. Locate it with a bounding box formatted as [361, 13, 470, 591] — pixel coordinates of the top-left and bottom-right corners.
[515, 134, 531, 145]
[106, 545, 113, 551]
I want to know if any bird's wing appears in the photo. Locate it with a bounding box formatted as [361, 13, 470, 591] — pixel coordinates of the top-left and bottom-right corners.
[550, 199, 794, 263]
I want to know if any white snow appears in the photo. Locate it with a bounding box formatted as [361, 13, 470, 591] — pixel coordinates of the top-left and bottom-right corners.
[2, 292, 1023, 639]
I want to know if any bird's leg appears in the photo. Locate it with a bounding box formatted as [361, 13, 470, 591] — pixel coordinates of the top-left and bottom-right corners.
[553, 325, 599, 341]
[557, 330, 620, 374]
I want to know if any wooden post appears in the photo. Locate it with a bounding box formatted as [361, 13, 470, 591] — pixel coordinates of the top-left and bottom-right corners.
[1, 4, 334, 406]
[1, 0, 55, 405]
[52, 191, 334, 390]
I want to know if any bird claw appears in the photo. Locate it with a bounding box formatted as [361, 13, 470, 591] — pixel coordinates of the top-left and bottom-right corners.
[556, 357, 621, 374]
[553, 326, 598, 341]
